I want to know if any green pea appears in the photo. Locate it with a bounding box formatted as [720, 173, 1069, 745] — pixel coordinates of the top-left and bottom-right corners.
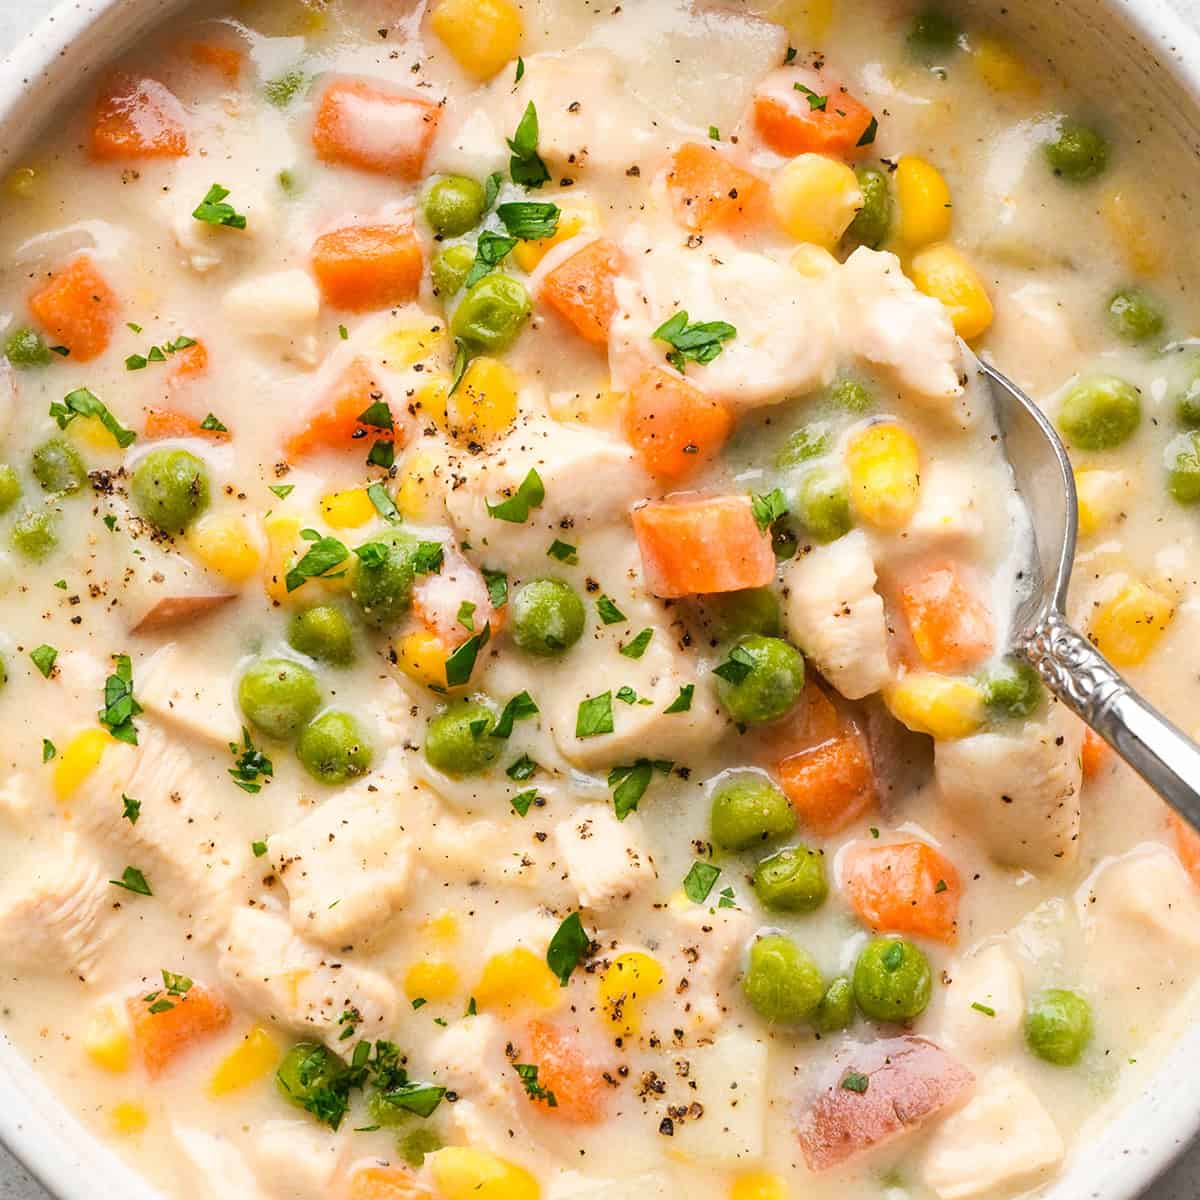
[0, 465, 21, 514]
[31, 439, 86, 496]
[743, 934, 825, 1024]
[716, 634, 805, 725]
[432, 243, 476, 300]
[425, 698, 501, 776]
[1174, 357, 1200, 428]
[237, 657, 322, 741]
[710, 773, 795, 851]
[1057, 375, 1141, 451]
[10, 505, 58, 561]
[1165, 431, 1200, 504]
[907, 7, 959, 58]
[827, 374, 874, 415]
[776, 422, 831, 470]
[846, 167, 892, 249]
[4, 327, 51, 368]
[451, 274, 531, 355]
[351, 529, 421, 630]
[130, 447, 210, 533]
[771, 518, 800, 562]
[853, 937, 933, 1022]
[510, 578, 585, 657]
[811, 975, 856, 1034]
[288, 605, 356, 666]
[297, 710, 373, 785]
[399, 1127, 443, 1169]
[423, 175, 487, 238]
[1025, 988, 1092, 1065]
[703, 587, 782, 639]
[1043, 119, 1109, 182]
[276, 1042, 347, 1112]
[1106, 288, 1163, 343]
[980, 657, 1044, 719]
[753, 845, 828, 913]
[796, 467, 853, 544]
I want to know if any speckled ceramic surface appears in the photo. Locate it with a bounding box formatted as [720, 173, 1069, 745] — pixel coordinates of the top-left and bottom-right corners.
[0, 1, 1199, 1197]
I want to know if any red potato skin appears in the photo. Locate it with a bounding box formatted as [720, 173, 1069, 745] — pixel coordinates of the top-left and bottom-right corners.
[130, 594, 237, 635]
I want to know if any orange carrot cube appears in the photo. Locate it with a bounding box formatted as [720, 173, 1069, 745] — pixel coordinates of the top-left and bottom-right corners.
[188, 42, 243, 84]
[346, 1165, 433, 1200]
[777, 733, 877, 835]
[1081, 727, 1110, 781]
[1168, 810, 1200, 887]
[28, 255, 118, 363]
[89, 74, 188, 160]
[144, 408, 229, 442]
[127, 983, 231, 1077]
[285, 357, 396, 459]
[312, 80, 440, 177]
[899, 563, 993, 671]
[312, 224, 423, 312]
[666, 142, 766, 232]
[622, 367, 732, 482]
[539, 239, 623, 347]
[841, 840, 961, 943]
[753, 83, 875, 160]
[525, 1021, 606, 1124]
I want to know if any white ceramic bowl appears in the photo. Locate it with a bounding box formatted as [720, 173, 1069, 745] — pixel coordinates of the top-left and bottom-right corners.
[2, 2, 1200, 1197]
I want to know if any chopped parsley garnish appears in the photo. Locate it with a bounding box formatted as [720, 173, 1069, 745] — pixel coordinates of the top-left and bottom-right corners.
[125, 335, 197, 371]
[546, 911, 590, 986]
[651, 310, 737, 374]
[465, 229, 518, 289]
[29, 644, 57, 678]
[506, 101, 551, 189]
[411, 997, 426, 1010]
[683, 860, 720, 903]
[491, 691, 539, 739]
[41, 739, 56, 763]
[483, 171, 504, 212]
[357, 400, 392, 430]
[49, 388, 136, 449]
[663, 684, 694, 714]
[856, 115, 879, 148]
[483, 567, 509, 608]
[708, 125, 720, 140]
[971, 1002, 997, 1017]
[713, 644, 755, 685]
[100, 654, 141, 745]
[751, 487, 789, 532]
[596, 595, 626, 625]
[110, 866, 152, 896]
[373, 1080, 446, 1120]
[506, 754, 537, 781]
[615, 685, 640, 705]
[449, 337, 471, 396]
[338, 324, 349, 340]
[619, 628, 653, 659]
[122, 794, 141, 825]
[547, 538, 577, 564]
[513, 1062, 557, 1107]
[102, 514, 118, 532]
[269, 484, 295, 500]
[412, 541, 445, 575]
[445, 623, 491, 688]
[784, 45, 798, 64]
[367, 481, 400, 523]
[486, 468, 545, 523]
[841, 1071, 870, 1094]
[286, 531, 350, 593]
[251, 840, 268, 858]
[192, 182, 247, 229]
[934, 878, 949, 894]
[515, 56, 525, 82]
[882, 942, 905, 972]
[199, 413, 227, 433]
[264, 67, 307, 107]
[497, 201, 560, 241]
[161, 969, 193, 996]
[717, 886, 737, 909]
[608, 759, 670, 819]
[457, 600, 477, 632]
[794, 81, 828, 110]
[576, 691, 614, 738]
[228, 727, 273, 794]
[510, 788, 538, 817]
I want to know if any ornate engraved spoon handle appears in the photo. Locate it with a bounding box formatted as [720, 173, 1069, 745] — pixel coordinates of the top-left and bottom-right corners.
[1020, 609, 1200, 829]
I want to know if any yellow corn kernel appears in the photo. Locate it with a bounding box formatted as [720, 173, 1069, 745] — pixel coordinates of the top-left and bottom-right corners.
[320, 488, 376, 530]
[395, 629, 452, 691]
[1101, 190, 1164, 278]
[262, 512, 302, 603]
[512, 199, 600, 272]
[209, 1025, 279, 1096]
[447, 358, 520, 444]
[805, 0, 834, 38]
[430, 0, 523, 81]
[109, 1101, 148, 1136]
[895, 155, 953, 248]
[971, 35, 1041, 97]
[54, 728, 114, 802]
[909, 243, 994, 340]
[424, 911, 459, 942]
[731, 1172, 788, 1200]
[188, 514, 262, 583]
[771, 154, 863, 249]
[377, 323, 448, 370]
[547, 388, 623, 429]
[405, 958, 460, 1002]
[885, 674, 986, 741]
[1075, 468, 1130, 538]
[474, 948, 561, 1013]
[597, 952, 664, 1037]
[395, 450, 441, 521]
[413, 377, 449, 431]
[1090, 580, 1173, 667]
[431, 1147, 539, 1200]
[84, 1003, 131, 1073]
[845, 423, 921, 531]
[68, 415, 121, 453]
[789, 243, 840, 279]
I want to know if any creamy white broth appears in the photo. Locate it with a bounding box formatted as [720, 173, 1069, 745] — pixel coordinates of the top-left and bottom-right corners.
[0, 2, 1199, 1199]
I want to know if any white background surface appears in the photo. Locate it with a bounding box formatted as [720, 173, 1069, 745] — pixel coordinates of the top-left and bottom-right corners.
[0, 1, 1196, 1197]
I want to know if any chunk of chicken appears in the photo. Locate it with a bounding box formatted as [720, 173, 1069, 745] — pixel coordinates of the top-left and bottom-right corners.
[139, 642, 242, 748]
[905, 460, 985, 549]
[783, 531, 891, 700]
[553, 803, 656, 912]
[268, 771, 415, 947]
[986, 281, 1079, 399]
[937, 942, 1025, 1062]
[130, 593, 236, 636]
[218, 907, 398, 1050]
[253, 1120, 347, 1200]
[0, 835, 111, 981]
[222, 269, 321, 365]
[921, 1068, 1064, 1200]
[173, 1126, 266, 1200]
[664, 901, 753, 1035]
[935, 700, 1082, 870]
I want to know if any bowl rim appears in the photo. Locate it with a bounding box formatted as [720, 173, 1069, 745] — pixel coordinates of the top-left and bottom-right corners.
[2, 1, 1200, 1199]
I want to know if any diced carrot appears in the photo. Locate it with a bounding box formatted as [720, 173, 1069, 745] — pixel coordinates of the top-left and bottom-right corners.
[89, 74, 188, 160]
[898, 562, 993, 672]
[312, 79, 440, 177]
[312, 224, 423, 312]
[665, 142, 767, 232]
[144, 408, 229, 442]
[1081, 727, 1110, 781]
[285, 357, 397, 459]
[171, 339, 208, 380]
[622, 367, 733, 481]
[764, 677, 845, 759]
[539, 239, 623, 347]
[1167, 810, 1200, 887]
[841, 840, 961, 943]
[778, 732, 877, 835]
[28, 255, 118, 363]
[127, 984, 231, 1078]
[188, 42, 243, 84]
[753, 82, 875, 160]
[346, 1165, 433, 1200]
[525, 1021, 606, 1124]
[632, 494, 776, 599]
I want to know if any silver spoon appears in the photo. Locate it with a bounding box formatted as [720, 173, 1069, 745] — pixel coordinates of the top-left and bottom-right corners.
[978, 356, 1200, 828]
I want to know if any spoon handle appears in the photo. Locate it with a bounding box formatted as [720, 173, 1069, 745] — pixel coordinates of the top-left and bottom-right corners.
[1021, 609, 1200, 830]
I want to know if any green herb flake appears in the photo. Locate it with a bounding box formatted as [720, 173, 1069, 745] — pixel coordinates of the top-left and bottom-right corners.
[615, 685, 639, 705]
[228, 727, 273, 794]
[29, 644, 58, 678]
[934, 878, 949, 894]
[751, 487, 789, 532]
[547, 538, 578, 564]
[794, 81, 829, 110]
[663, 684, 694, 714]
[482, 567, 508, 608]
[251, 840, 268, 858]
[41, 739, 56, 763]
[49, 387, 136, 449]
[513, 1062, 557, 1107]
[445, 623, 491, 688]
[483, 171, 504, 213]
[683, 860, 720, 903]
[971, 1002, 997, 1017]
[882, 942, 905, 972]
[366, 481, 400, 523]
[717, 886, 737, 909]
[448, 336, 471, 397]
[465, 229, 519, 289]
[286, 532, 350, 593]
[491, 690, 539, 739]
[338, 324, 349, 340]
[192, 182, 247, 229]
[506, 754, 537, 781]
[412, 542, 445, 575]
[486, 468, 545, 523]
[99, 654, 142, 745]
[708, 125, 720, 140]
[546, 911, 590, 986]
[264, 67, 306, 108]
[269, 484, 295, 500]
[506, 101, 551, 189]
[411, 997, 426, 1010]
[510, 788, 538, 817]
[651, 310, 737, 374]
[713, 644, 755, 685]
[596, 595, 626, 625]
[608, 759, 654, 819]
[122, 794, 141, 825]
[515, 56, 525, 82]
[841, 1071, 870, 1094]
[857, 116, 879, 148]
[497, 201, 560, 241]
[110, 866, 152, 896]
[575, 691, 614, 738]
[619, 628, 653, 659]
[784, 45, 798, 64]
[457, 600, 477, 633]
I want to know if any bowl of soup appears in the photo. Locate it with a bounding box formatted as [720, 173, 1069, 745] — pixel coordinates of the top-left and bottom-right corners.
[0, 1, 1200, 1199]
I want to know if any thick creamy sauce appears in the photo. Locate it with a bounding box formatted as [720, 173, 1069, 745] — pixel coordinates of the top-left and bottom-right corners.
[0, 3, 1199, 1200]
